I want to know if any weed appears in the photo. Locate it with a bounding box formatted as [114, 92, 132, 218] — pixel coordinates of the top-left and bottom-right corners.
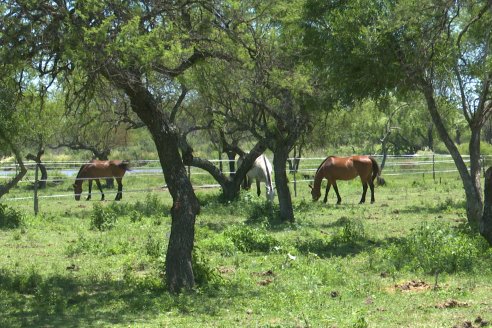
[331, 217, 366, 246]
[373, 222, 489, 274]
[224, 224, 279, 252]
[0, 204, 24, 229]
[90, 203, 117, 231]
[145, 233, 164, 258]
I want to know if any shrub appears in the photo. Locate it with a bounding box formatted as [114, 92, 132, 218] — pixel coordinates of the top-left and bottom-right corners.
[133, 193, 167, 217]
[224, 225, 279, 252]
[331, 217, 366, 246]
[90, 203, 117, 231]
[192, 246, 221, 287]
[0, 204, 24, 229]
[374, 222, 489, 274]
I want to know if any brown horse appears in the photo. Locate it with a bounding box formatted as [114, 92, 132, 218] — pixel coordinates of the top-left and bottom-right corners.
[309, 156, 379, 204]
[73, 160, 130, 201]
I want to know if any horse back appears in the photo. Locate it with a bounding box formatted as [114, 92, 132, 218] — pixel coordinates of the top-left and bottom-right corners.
[351, 156, 375, 180]
[322, 156, 357, 181]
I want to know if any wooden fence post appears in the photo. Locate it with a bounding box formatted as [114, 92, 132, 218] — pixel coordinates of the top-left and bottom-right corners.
[293, 158, 297, 197]
[432, 153, 435, 182]
[34, 164, 39, 216]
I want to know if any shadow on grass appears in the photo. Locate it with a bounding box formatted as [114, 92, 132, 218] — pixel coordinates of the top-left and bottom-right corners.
[0, 268, 247, 328]
[396, 198, 466, 215]
[295, 232, 404, 259]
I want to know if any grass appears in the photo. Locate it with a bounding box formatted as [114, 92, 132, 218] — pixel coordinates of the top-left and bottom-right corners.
[1, 170, 492, 327]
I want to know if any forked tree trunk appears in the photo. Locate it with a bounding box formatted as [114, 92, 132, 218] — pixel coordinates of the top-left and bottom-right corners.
[481, 167, 492, 245]
[121, 82, 200, 293]
[0, 133, 27, 199]
[189, 142, 267, 201]
[26, 149, 47, 189]
[154, 136, 199, 293]
[422, 83, 483, 228]
[273, 146, 294, 222]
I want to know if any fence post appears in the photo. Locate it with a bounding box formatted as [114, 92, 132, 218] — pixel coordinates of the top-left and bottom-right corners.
[34, 164, 39, 216]
[293, 157, 297, 197]
[432, 153, 435, 182]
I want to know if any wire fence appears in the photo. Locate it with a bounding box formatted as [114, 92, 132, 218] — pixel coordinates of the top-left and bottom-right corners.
[0, 154, 489, 209]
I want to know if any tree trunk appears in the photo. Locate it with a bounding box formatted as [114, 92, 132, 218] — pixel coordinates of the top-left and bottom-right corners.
[273, 146, 294, 222]
[189, 141, 267, 201]
[120, 81, 199, 293]
[0, 132, 27, 199]
[26, 149, 47, 189]
[422, 83, 483, 228]
[481, 167, 492, 245]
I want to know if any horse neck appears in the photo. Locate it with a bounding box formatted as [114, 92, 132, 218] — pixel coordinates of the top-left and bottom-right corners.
[313, 166, 325, 192]
[75, 165, 87, 183]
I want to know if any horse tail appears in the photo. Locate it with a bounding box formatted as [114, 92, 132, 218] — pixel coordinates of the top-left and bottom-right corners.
[262, 155, 275, 201]
[263, 155, 273, 188]
[118, 160, 131, 171]
[369, 156, 380, 184]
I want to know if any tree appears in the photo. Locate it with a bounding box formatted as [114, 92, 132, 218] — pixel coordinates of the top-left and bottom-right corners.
[194, 0, 316, 221]
[0, 0, 244, 292]
[0, 79, 27, 198]
[304, 0, 492, 237]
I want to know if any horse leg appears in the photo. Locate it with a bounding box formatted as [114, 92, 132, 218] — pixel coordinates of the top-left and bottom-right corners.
[360, 182, 368, 204]
[115, 178, 123, 201]
[86, 180, 92, 200]
[369, 180, 375, 203]
[333, 182, 342, 204]
[256, 180, 261, 196]
[323, 183, 331, 204]
[95, 179, 104, 201]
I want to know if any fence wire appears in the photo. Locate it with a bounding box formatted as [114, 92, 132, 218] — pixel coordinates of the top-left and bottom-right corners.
[0, 154, 487, 203]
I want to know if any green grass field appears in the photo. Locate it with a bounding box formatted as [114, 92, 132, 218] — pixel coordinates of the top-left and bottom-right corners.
[1, 168, 491, 327]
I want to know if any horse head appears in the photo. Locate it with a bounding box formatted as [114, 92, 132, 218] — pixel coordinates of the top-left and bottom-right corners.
[73, 182, 82, 201]
[309, 184, 321, 201]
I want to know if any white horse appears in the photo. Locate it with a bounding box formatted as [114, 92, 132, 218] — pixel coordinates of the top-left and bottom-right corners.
[237, 154, 275, 202]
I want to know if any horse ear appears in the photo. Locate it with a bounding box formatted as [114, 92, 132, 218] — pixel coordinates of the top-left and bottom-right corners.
[308, 184, 313, 190]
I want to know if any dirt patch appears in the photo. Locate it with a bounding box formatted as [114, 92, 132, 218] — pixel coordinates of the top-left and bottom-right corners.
[394, 280, 431, 292]
[252, 269, 275, 277]
[257, 278, 273, 286]
[218, 266, 235, 274]
[453, 317, 489, 328]
[435, 299, 469, 309]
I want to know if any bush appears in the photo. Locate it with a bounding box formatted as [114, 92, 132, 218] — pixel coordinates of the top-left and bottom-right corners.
[331, 217, 366, 246]
[224, 225, 279, 252]
[90, 203, 117, 231]
[0, 204, 24, 229]
[374, 222, 489, 274]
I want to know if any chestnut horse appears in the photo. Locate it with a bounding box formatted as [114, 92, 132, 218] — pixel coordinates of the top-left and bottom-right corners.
[73, 160, 130, 201]
[309, 156, 379, 204]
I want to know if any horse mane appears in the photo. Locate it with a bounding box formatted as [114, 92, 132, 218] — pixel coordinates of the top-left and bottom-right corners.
[75, 164, 87, 181]
[315, 156, 334, 174]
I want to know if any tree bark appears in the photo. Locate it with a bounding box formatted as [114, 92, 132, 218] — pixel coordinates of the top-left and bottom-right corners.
[422, 82, 483, 228]
[188, 141, 267, 201]
[481, 167, 492, 245]
[117, 79, 199, 292]
[26, 149, 47, 189]
[273, 145, 294, 222]
[0, 132, 27, 199]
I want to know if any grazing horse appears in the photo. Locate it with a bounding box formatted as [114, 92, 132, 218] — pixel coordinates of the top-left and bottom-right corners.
[237, 154, 275, 202]
[309, 155, 379, 204]
[73, 160, 130, 201]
